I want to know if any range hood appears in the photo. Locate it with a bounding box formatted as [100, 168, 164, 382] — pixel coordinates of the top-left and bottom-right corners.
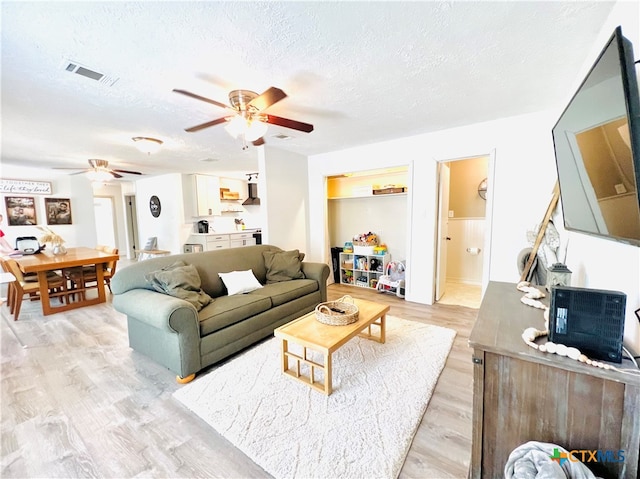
[242, 183, 260, 205]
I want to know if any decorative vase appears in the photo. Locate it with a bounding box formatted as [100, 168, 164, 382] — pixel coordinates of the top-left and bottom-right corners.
[52, 242, 67, 255]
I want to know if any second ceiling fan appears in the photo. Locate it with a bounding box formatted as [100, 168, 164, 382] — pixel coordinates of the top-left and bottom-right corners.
[173, 86, 314, 147]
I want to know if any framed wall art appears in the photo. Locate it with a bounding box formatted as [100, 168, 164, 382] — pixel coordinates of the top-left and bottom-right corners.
[0, 178, 52, 195]
[5, 196, 37, 226]
[45, 198, 72, 225]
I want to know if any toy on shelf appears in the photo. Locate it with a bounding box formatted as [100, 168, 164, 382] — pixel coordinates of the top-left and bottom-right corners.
[352, 231, 379, 254]
[374, 244, 387, 255]
[377, 261, 406, 298]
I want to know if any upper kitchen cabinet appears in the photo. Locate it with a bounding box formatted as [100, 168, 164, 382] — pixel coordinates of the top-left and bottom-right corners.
[183, 174, 221, 218]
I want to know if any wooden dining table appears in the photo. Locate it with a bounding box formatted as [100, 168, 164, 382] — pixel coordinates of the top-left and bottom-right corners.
[11, 246, 119, 315]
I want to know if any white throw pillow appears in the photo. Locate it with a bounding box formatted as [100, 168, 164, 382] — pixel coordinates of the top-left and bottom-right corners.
[219, 270, 263, 295]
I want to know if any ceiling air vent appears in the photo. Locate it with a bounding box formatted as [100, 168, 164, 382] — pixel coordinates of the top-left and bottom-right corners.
[272, 134, 292, 140]
[62, 60, 119, 87]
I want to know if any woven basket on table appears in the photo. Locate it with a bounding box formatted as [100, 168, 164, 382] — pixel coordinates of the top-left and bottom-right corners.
[315, 295, 359, 326]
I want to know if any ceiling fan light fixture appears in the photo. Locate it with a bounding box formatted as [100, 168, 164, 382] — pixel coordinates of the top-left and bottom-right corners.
[224, 115, 268, 142]
[224, 115, 247, 139]
[245, 119, 268, 142]
[132, 136, 163, 155]
[86, 168, 112, 182]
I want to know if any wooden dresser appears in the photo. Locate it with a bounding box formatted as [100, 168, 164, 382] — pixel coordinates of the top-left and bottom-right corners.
[469, 281, 640, 479]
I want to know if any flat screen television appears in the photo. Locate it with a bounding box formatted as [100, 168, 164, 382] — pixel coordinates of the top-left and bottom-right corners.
[552, 26, 640, 247]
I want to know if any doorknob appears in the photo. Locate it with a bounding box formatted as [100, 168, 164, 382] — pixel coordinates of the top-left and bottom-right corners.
[445, 237, 451, 241]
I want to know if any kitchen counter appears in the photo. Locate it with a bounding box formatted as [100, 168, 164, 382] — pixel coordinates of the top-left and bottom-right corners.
[189, 228, 261, 235]
[186, 230, 262, 251]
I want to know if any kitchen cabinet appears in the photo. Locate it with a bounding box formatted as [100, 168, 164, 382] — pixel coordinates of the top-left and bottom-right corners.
[187, 232, 259, 251]
[187, 234, 229, 251]
[183, 174, 221, 218]
[230, 232, 256, 248]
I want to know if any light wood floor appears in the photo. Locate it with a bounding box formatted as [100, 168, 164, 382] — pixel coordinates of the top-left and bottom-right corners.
[437, 281, 483, 309]
[1, 282, 477, 478]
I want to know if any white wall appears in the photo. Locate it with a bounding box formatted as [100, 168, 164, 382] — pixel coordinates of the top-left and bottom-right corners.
[328, 195, 408, 261]
[261, 146, 308, 252]
[0, 165, 97, 248]
[135, 173, 192, 254]
[308, 111, 556, 304]
[446, 218, 485, 284]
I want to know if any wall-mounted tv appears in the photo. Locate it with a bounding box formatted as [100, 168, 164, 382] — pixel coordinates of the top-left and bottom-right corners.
[552, 26, 640, 247]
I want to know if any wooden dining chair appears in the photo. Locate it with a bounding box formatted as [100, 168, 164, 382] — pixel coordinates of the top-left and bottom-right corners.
[1, 259, 16, 312]
[66, 247, 119, 300]
[3, 259, 66, 320]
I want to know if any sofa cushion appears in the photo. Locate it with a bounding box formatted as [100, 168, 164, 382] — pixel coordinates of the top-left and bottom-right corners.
[218, 269, 263, 295]
[144, 261, 212, 311]
[198, 294, 272, 336]
[263, 249, 306, 284]
[249, 278, 318, 307]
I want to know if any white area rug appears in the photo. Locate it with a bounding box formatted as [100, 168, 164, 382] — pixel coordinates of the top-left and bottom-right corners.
[173, 316, 456, 479]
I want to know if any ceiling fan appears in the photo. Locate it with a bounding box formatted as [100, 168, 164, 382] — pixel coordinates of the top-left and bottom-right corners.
[54, 159, 143, 180]
[173, 86, 314, 148]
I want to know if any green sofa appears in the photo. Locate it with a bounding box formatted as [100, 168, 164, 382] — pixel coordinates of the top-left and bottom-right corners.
[111, 244, 330, 382]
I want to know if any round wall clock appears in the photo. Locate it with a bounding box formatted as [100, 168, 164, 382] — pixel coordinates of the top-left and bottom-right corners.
[149, 195, 161, 217]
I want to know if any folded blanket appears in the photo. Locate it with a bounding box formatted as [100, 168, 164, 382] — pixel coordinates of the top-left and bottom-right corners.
[504, 441, 601, 479]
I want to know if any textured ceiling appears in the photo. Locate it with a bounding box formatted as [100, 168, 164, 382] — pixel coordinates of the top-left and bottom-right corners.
[0, 1, 618, 179]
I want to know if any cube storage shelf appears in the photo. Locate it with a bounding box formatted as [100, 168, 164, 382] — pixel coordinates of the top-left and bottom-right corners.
[339, 252, 390, 289]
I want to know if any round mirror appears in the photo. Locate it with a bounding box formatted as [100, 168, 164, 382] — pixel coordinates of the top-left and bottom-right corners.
[478, 178, 488, 200]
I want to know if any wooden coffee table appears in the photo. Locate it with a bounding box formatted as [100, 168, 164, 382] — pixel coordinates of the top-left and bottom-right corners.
[274, 298, 390, 395]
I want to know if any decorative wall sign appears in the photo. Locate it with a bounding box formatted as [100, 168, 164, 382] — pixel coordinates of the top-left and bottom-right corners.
[0, 179, 52, 195]
[45, 198, 73, 225]
[149, 195, 161, 217]
[5, 196, 37, 225]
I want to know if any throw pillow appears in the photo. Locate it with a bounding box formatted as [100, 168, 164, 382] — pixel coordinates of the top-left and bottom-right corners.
[219, 270, 263, 295]
[263, 249, 306, 284]
[145, 261, 213, 311]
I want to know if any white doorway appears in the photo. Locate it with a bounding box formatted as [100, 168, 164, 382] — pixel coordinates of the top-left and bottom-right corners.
[93, 196, 117, 248]
[435, 155, 490, 308]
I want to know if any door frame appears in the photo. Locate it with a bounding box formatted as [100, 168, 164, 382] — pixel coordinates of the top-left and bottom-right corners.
[435, 150, 496, 300]
[124, 194, 139, 260]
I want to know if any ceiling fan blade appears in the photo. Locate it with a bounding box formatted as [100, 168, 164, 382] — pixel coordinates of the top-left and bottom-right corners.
[248, 87, 287, 112]
[252, 137, 265, 146]
[53, 167, 88, 170]
[110, 171, 123, 179]
[112, 169, 142, 175]
[173, 89, 230, 110]
[185, 117, 229, 132]
[264, 114, 314, 133]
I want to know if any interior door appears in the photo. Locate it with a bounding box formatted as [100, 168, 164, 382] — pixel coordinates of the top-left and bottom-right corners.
[435, 162, 451, 301]
[93, 197, 117, 248]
